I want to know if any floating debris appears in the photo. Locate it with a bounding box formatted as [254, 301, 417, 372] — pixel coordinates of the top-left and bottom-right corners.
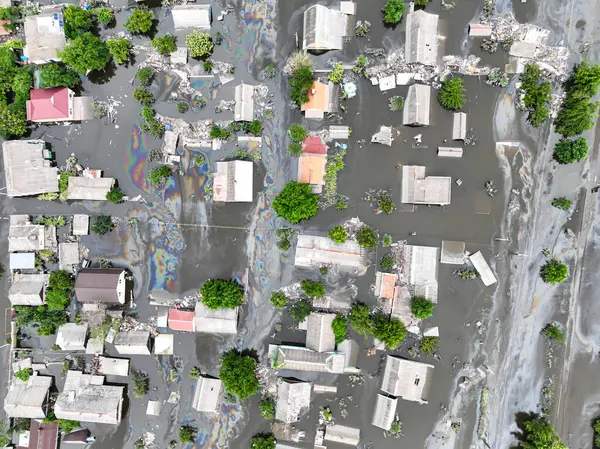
[485, 180, 498, 197]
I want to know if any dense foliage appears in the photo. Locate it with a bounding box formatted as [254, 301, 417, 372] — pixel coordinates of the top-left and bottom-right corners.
[380, 253, 394, 272]
[372, 313, 407, 349]
[289, 65, 314, 106]
[332, 314, 347, 344]
[58, 32, 110, 75]
[14, 305, 67, 335]
[551, 197, 572, 211]
[328, 226, 348, 244]
[63, 6, 92, 39]
[14, 368, 32, 381]
[382, 0, 406, 25]
[148, 165, 172, 187]
[91, 215, 114, 235]
[438, 77, 466, 110]
[553, 137, 589, 164]
[152, 35, 177, 56]
[179, 425, 197, 444]
[0, 46, 30, 138]
[269, 291, 290, 309]
[132, 372, 149, 398]
[58, 419, 80, 434]
[539, 259, 568, 285]
[411, 297, 435, 319]
[133, 87, 154, 106]
[46, 270, 74, 311]
[542, 323, 565, 342]
[520, 64, 552, 127]
[186, 31, 214, 58]
[125, 8, 154, 34]
[140, 107, 164, 138]
[289, 124, 308, 142]
[94, 8, 114, 26]
[290, 299, 312, 322]
[272, 181, 319, 224]
[259, 396, 275, 420]
[107, 38, 132, 65]
[518, 416, 567, 449]
[136, 67, 154, 86]
[301, 280, 324, 297]
[219, 349, 259, 400]
[250, 434, 276, 449]
[328, 63, 344, 84]
[348, 303, 374, 336]
[106, 186, 125, 203]
[356, 226, 377, 248]
[39, 64, 81, 88]
[201, 279, 244, 310]
[420, 336, 440, 355]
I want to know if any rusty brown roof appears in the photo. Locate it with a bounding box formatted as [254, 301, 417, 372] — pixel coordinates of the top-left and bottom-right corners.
[75, 268, 124, 303]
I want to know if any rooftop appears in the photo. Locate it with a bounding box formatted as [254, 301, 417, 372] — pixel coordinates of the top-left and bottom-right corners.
[305, 313, 336, 353]
[325, 424, 360, 446]
[2, 140, 58, 197]
[401, 165, 451, 206]
[469, 251, 497, 286]
[66, 177, 115, 201]
[405, 9, 440, 65]
[213, 160, 253, 202]
[403, 84, 431, 126]
[171, 4, 211, 29]
[23, 8, 66, 63]
[400, 242, 440, 302]
[58, 242, 79, 267]
[113, 331, 150, 354]
[234, 84, 255, 122]
[9, 223, 48, 252]
[371, 394, 398, 431]
[72, 214, 89, 236]
[440, 240, 466, 265]
[297, 154, 326, 186]
[295, 234, 365, 272]
[10, 253, 36, 270]
[154, 334, 174, 355]
[4, 374, 52, 419]
[302, 136, 327, 155]
[301, 81, 339, 118]
[375, 272, 397, 300]
[26, 88, 69, 121]
[75, 268, 126, 304]
[55, 323, 88, 351]
[194, 302, 238, 334]
[97, 357, 130, 376]
[192, 377, 222, 413]
[8, 273, 48, 306]
[381, 356, 434, 403]
[270, 345, 345, 374]
[23, 419, 58, 449]
[276, 379, 311, 423]
[168, 309, 196, 332]
[302, 4, 353, 51]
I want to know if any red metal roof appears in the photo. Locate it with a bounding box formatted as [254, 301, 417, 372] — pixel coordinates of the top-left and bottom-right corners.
[168, 309, 195, 332]
[302, 136, 327, 155]
[27, 88, 70, 121]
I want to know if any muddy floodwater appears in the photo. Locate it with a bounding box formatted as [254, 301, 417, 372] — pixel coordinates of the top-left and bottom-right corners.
[1, 0, 600, 448]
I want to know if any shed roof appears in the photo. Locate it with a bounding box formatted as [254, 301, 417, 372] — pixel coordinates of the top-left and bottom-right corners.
[468, 23, 492, 37]
[401, 243, 439, 302]
[452, 112, 467, 140]
[26, 88, 69, 121]
[58, 242, 79, 267]
[171, 4, 211, 29]
[469, 251, 497, 286]
[72, 214, 89, 236]
[9, 273, 48, 306]
[302, 4, 351, 51]
[325, 424, 360, 446]
[371, 394, 398, 430]
[97, 357, 130, 376]
[9, 224, 46, 252]
[371, 126, 393, 145]
[234, 84, 255, 122]
[192, 377, 222, 412]
[66, 177, 115, 201]
[405, 10, 440, 65]
[403, 84, 431, 126]
[56, 323, 88, 350]
[401, 165, 451, 206]
[2, 140, 58, 197]
[194, 302, 238, 334]
[375, 272, 397, 300]
[213, 160, 253, 202]
[276, 379, 311, 423]
[337, 339, 360, 373]
[154, 334, 174, 355]
[168, 309, 196, 332]
[10, 253, 36, 270]
[329, 125, 350, 139]
[146, 401, 161, 416]
[75, 268, 125, 303]
[440, 241, 466, 264]
[381, 356, 434, 403]
[4, 374, 52, 419]
[113, 331, 150, 353]
[295, 234, 365, 271]
[25, 419, 58, 449]
[437, 147, 463, 158]
[297, 154, 326, 185]
[302, 136, 327, 155]
[270, 345, 345, 373]
[23, 9, 66, 63]
[305, 313, 336, 352]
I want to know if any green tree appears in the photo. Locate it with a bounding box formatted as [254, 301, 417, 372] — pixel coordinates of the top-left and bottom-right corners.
[133, 87, 154, 106]
[332, 314, 347, 344]
[186, 30, 214, 58]
[132, 372, 149, 399]
[14, 368, 32, 381]
[46, 270, 74, 311]
[328, 63, 344, 84]
[328, 226, 348, 244]
[148, 165, 172, 187]
[125, 8, 154, 34]
[219, 349, 259, 400]
[244, 119, 263, 137]
[250, 434, 276, 449]
[420, 336, 440, 354]
[0, 105, 27, 138]
[289, 65, 314, 106]
[380, 253, 394, 272]
[288, 142, 303, 157]
[542, 323, 565, 342]
[415, 0, 430, 5]
[288, 124, 307, 142]
[301, 280, 324, 297]
[63, 5, 92, 39]
[269, 291, 290, 309]
[106, 38, 132, 65]
[58, 32, 110, 75]
[411, 297, 435, 319]
[290, 299, 312, 322]
[106, 186, 125, 203]
[382, 0, 406, 25]
[94, 8, 114, 26]
[571, 60, 600, 98]
[58, 419, 80, 434]
[39, 64, 81, 88]
[259, 396, 275, 420]
[177, 102, 189, 113]
[272, 181, 319, 224]
[189, 367, 201, 378]
[553, 137, 589, 164]
[152, 35, 177, 56]
[178, 425, 197, 444]
[518, 416, 567, 449]
[554, 89, 598, 137]
[200, 279, 244, 310]
[438, 77, 466, 110]
[520, 64, 552, 127]
[348, 303, 373, 335]
[551, 197, 572, 211]
[92, 215, 114, 235]
[356, 226, 377, 248]
[540, 259, 568, 285]
[33, 307, 67, 335]
[372, 313, 407, 349]
[136, 67, 154, 86]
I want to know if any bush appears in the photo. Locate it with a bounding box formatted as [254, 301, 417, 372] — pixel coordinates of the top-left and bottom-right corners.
[39, 64, 81, 88]
[553, 138, 589, 164]
[542, 323, 565, 342]
[380, 253, 394, 272]
[106, 38, 132, 65]
[58, 32, 110, 75]
[177, 102, 189, 113]
[332, 314, 347, 344]
[289, 124, 307, 142]
[290, 299, 312, 322]
[132, 372, 150, 399]
[133, 88, 154, 106]
[201, 279, 244, 310]
[149, 165, 172, 188]
[141, 116, 165, 138]
[356, 226, 377, 248]
[186, 30, 214, 59]
[259, 396, 275, 420]
[0, 105, 27, 139]
[106, 186, 125, 203]
[270, 292, 290, 309]
[420, 336, 440, 354]
[551, 197, 572, 211]
[378, 193, 394, 214]
[438, 77, 466, 110]
[273, 181, 319, 224]
[179, 425, 197, 444]
[63, 6, 92, 39]
[389, 96, 404, 111]
[348, 303, 373, 335]
[540, 259, 568, 284]
[203, 59, 213, 73]
[288, 142, 303, 157]
[382, 234, 392, 247]
[244, 119, 263, 137]
[58, 419, 80, 434]
[250, 434, 276, 449]
[519, 416, 567, 449]
[46, 270, 74, 311]
[136, 67, 154, 86]
[289, 65, 314, 106]
[382, 0, 406, 25]
[372, 313, 406, 349]
[219, 349, 259, 400]
[125, 8, 154, 34]
[415, 0, 429, 5]
[328, 63, 344, 84]
[328, 226, 348, 244]
[520, 64, 552, 127]
[92, 215, 114, 235]
[14, 368, 32, 381]
[301, 280, 324, 297]
[411, 297, 435, 319]
[152, 35, 177, 56]
[189, 367, 201, 378]
[94, 8, 113, 26]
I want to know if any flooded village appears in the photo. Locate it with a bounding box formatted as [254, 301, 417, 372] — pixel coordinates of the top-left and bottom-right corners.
[0, 0, 598, 448]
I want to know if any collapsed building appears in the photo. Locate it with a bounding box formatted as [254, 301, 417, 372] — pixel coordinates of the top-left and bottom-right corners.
[294, 234, 366, 274]
[275, 379, 311, 423]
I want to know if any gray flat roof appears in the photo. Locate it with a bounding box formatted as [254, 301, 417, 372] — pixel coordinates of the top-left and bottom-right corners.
[2, 140, 58, 197]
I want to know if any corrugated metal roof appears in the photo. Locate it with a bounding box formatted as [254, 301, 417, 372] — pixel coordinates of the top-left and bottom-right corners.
[66, 177, 115, 201]
[469, 251, 497, 286]
[234, 84, 255, 122]
[401, 243, 439, 302]
[192, 377, 222, 412]
[452, 112, 467, 140]
[371, 394, 397, 430]
[213, 160, 253, 202]
[405, 10, 440, 65]
[437, 147, 463, 158]
[113, 331, 150, 355]
[305, 313, 336, 353]
[2, 140, 58, 198]
[302, 4, 349, 51]
[381, 356, 434, 403]
[72, 214, 89, 236]
[440, 241, 466, 264]
[194, 302, 238, 334]
[325, 424, 360, 445]
[272, 345, 345, 373]
[171, 4, 211, 29]
[4, 374, 52, 419]
[75, 268, 125, 304]
[295, 234, 365, 271]
[403, 84, 431, 126]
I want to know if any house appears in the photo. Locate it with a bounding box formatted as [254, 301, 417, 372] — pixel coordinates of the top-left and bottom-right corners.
[146, 401, 161, 416]
[337, 339, 360, 374]
[403, 84, 431, 126]
[75, 268, 127, 304]
[269, 345, 345, 374]
[276, 379, 311, 423]
[113, 331, 151, 355]
[381, 356, 434, 404]
[55, 323, 88, 351]
[4, 374, 52, 419]
[2, 140, 58, 197]
[401, 165, 451, 206]
[10, 253, 36, 270]
[154, 334, 174, 355]
[399, 242, 440, 302]
[405, 10, 440, 65]
[301, 81, 339, 119]
[324, 424, 360, 446]
[9, 219, 56, 252]
[375, 272, 397, 300]
[329, 125, 350, 139]
[58, 242, 79, 269]
[54, 371, 124, 424]
[371, 394, 398, 431]
[468, 23, 492, 37]
[213, 160, 253, 202]
[297, 154, 326, 192]
[437, 147, 463, 158]
[453, 112, 467, 140]
[305, 313, 336, 353]
[9, 273, 49, 306]
[66, 177, 115, 201]
[72, 214, 90, 236]
[192, 377, 222, 413]
[440, 241, 466, 265]
[234, 84, 255, 122]
[20, 419, 58, 449]
[97, 357, 130, 376]
[23, 8, 66, 64]
[301, 136, 327, 155]
[302, 4, 355, 52]
[26, 88, 93, 123]
[171, 4, 211, 30]
[168, 309, 196, 332]
[295, 234, 365, 272]
[469, 251, 497, 286]
[194, 302, 238, 334]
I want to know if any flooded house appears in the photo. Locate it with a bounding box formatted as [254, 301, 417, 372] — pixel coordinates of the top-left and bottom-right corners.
[113, 331, 151, 355]
[375, 272, 397, 301]
[4, 373, 52, 418]
[301, 81, 339, 119]
[171, 3, 211, 30]
[403, 84, 431, 126]
[297, 153, 326, 193]
[399, 242, 440, 302]
[10, 253, 36, 270]
[400, 165, 451, 206]
[9, 215, 56, 252]
[371, 394, 398, 431]
[2, 141, 58, 197]
[192, 377, 222, 413]
[452, 112, 467, 140]
[72, 214, 90, 236]
[23, 7, 66, 64]
[469, 251, 498, 286]
[66, 176, 115, 201]
[97, 357, 130, 377]
[8, 273, 49, 306]
[212, 160, 253, 202]
[58, 242, 79, 271]
[234, 83, 255, 122]
[381, 356, 434, 404]
[302, 3, 355, 52]
[194, 302, 239, 334]
[276, 379, 311, 424]
[168, 309, 196, 332]
[294, 234, 366, 272]
[324, 424, 361, 446]
[75, 268, 128, 305]
[26, 88, 93, 123]
[55, 323, 88, 351]
[20, 419, 59, 449]
[440, 240, 466, 265]
[269, 345, 345, 374]
[54, 371, 124, 424]
[305, 313, 336, 353]
[153, 334, 174, 355]
[405, 9, 441, 66]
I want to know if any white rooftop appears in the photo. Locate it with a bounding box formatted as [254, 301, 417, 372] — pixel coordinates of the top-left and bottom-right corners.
[405, 10, 440, 66]
[371, 394, 398, 431]
[56, 323, 88, 351]
[66, 177, 115, 201]
[194, 302, 238, 334]
[381, 356, 434, 404]
[276, 379, 311, 423]
[213, 160, 253, 202]
[8, 273, 48, 306]
[4, 374, 52, 419]
[97, 357, 130, 376]
[469, 251, 497, 286]
[154, 334, 174, 355]
[401, 165, 451, 206]
[171, 4, 211, 29]
[2, 140, 58, 197]
[192, 377, 222, 413]
[295, 234, 365, 272]
[72, 214, 89, 236]
[305, 313, 336, 353]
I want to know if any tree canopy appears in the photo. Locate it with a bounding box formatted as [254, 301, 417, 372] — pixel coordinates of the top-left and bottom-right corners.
[219, 349, 259, 400]
[186, 31, 214, 59]
[178, 425, 197, 444]
[328, 226, 348, 244]
[269, 291, 290, 309]
[152, 35, 177, 56]
[106, 38, 132, 65]
[58, 32, 110, 75]
[288, 124, 307, 142]
[438, 77, 466, 110]
[290, 299, 312, 322]
[289, 65, 314, 106]
[46, 270, 74, 310]
[372, 313, 407, 349]
[250, 434, 276, 449]
[148, 165, 172, 187]
[332, 314, 347, 344]
[125, 8, 154, 34]
[356, 226, 377, 248]
[553, 137, 589, 164]
[106, 186, 125, 203]
[348, 303, 374, 335]
[301, 280, 324, 297]
[518, 416, 567, 449]
[63, 6, 92, 39]
[91, 215, 114, 235]
[382, 0, 406, 25]
[39, 64, 81, 88]
[272, 181, 319, 224]
[540, 259, 568, 285]
[520, 64, 552, 127]
[411, 297, 435, 319]
[201, 279, 244, 310]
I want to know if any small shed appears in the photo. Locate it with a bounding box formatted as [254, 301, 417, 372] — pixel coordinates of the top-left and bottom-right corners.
[10, 253, 36, 270]
[234, 84, 255, 122]
[469, 251, 497, 286]
[371, 126, 393, 146]
[154, 334, 174, 355]
[168, 309, 196, 332]
[59, 242, 79, 268]
[371, 394, 398, 430]
[468, 23, 492, 37]
[113, 331, 151, 355]
[276, 379, 311, 423]
[213, 160, 253, 202]
[301, 81, 339, 119]
[329, 125, 350, 139]
[325, 424, 360, 446]
[55, 323, 88, 351]
[440, 241, 466, 264]
[146, 401, 162, 416]
[194, 302, 238, 334]
[375, 272, 397, 300]
[452, 112, 467, 140]
[72, 214, 89, 236]
[378, 75, 396, 91]
[171, 4, 211, 30]
[338, 339, 360, 373]
[305, 313, 336, 353]
[192, 377, 222, 413]
[403, 84, 431, 126]
[66, 177, 115, 201]
[98, 357, 130, 376]
[437, 147, 463, 158]
[9, 273, 48, 306]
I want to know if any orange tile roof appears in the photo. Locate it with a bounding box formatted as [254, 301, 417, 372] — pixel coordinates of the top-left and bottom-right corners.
[298, 154, 326, 185]
[301, 81, 327, 113]
[379, 273, 397, 300]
